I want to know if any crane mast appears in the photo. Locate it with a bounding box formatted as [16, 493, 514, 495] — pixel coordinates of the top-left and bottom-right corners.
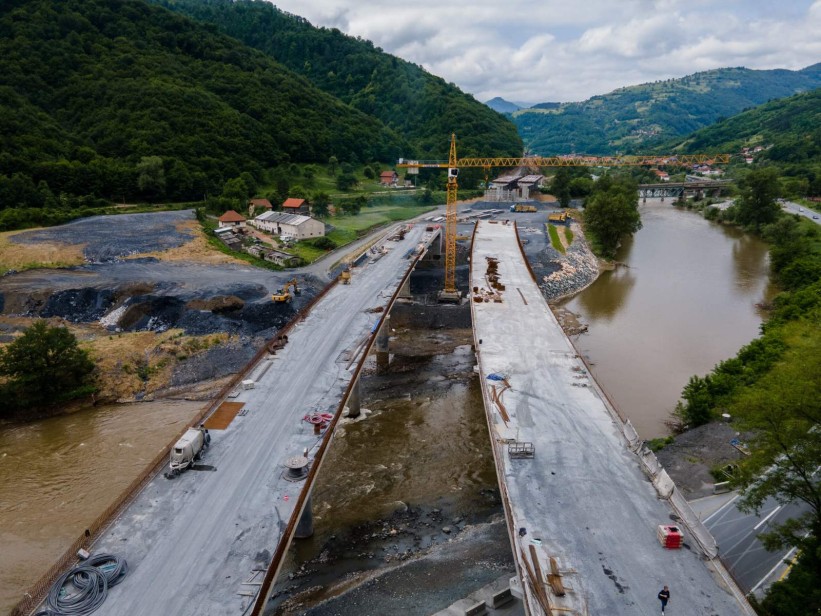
[397, 135, 729, 302]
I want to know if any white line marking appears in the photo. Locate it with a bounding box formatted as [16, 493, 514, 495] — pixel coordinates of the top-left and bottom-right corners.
[753, 506, 782, 531]
[704, 494, 740, 524]
[749, 546, 796, 594]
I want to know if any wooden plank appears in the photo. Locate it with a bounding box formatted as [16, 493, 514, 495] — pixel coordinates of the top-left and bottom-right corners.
[520, 548, 552, 615]
[548, 556, 566, 597]
[204, 401, 245, 430]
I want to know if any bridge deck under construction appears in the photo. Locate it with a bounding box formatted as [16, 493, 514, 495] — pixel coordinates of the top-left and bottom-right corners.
[470, 220, 748, 615]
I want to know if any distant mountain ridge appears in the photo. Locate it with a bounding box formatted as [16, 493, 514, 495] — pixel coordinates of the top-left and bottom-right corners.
[514, 64, 821, 155]
[485, 97, 522, 113]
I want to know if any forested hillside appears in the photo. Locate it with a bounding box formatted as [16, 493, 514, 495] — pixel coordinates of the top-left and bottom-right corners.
[664, 89, 821, 196]
[0, 0, 408, 207]
[150, 0, 523, 159]
[513, 65, 821, 155]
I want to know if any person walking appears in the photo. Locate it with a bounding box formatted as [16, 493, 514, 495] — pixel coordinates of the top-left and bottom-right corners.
[658, 585, 671, 614]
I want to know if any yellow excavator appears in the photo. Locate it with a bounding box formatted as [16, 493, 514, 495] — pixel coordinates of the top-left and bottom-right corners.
[272, 278, 301, 302]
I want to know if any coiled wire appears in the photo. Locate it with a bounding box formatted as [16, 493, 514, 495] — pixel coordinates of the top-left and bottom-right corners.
[35, 553, 128, 616]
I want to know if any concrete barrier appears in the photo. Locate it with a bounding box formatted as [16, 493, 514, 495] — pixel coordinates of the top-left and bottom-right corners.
[489, 587, 514, 608]
[713, 481, 731, 494]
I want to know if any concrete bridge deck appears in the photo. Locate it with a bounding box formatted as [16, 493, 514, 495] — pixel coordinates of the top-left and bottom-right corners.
[469, 220, 749, 615]
[76, 225, 433, 616]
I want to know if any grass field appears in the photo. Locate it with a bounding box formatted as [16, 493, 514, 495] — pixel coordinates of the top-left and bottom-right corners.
[547, 223, 565, 254]
[290, 203, 436, 263]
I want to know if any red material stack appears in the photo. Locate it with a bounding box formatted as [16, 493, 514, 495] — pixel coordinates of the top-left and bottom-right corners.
[657, 525, 683, 549]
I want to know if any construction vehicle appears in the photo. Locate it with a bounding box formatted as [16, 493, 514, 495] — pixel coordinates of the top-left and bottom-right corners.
[340, 267, 351, 284]
[510, 204, 537, 213]
[167, 427, 210, 477]
[271, 278, 300, 302]
[397, 135, 729, 302]
[548, 211, 569, 223]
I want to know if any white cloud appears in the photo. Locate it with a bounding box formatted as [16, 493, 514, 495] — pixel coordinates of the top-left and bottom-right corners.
[268, 0, 821, 102]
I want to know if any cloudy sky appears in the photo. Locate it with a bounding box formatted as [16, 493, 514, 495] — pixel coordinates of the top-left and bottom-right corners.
[270, 0, 821, 104]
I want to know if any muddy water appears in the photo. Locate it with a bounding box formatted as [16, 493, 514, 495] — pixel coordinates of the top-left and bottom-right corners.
[560, 201, 774, 438]
[272, 329, 508, 612]
[0, 400, 203, 613]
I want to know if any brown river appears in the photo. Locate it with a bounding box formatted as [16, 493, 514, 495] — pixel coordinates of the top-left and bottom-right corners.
[0, 400, 203, 612]
[0, 200, 773, 613]
[561, 200, 774, 437]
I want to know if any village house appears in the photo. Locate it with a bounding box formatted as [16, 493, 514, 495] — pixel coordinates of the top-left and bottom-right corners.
[651, 169, 670, 181]
[248, 198, 273, 217]
[251, 211, 325, 241]
[282, 197, 309, 214]
[379, 171, 399, 186]
[218, 210, 246, 229]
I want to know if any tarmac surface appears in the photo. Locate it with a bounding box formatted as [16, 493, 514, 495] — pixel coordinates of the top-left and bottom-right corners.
[469, 220, 746, 615]
[82, 225, 429, 615]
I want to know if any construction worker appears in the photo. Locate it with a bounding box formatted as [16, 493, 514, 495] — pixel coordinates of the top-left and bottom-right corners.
[658, 585, 670, 614]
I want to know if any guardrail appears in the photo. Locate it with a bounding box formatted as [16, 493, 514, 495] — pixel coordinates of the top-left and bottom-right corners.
[11, 275, 341, 616]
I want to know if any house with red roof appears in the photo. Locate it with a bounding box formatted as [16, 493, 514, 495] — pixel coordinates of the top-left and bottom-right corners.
[379, 171, 399, 186]
[282, 198, 308, 214]
[218, 210, 246, 229]
[248, 198, 273, 217]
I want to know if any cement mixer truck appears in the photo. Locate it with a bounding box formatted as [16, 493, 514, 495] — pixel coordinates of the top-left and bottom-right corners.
[166, 427, 211, 477]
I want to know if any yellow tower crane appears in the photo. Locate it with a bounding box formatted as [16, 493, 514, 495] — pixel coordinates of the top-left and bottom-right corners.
[397, 134, 730, 301]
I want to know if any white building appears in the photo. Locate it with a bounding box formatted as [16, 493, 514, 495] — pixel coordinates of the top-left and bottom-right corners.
[252, 212, 325, 240]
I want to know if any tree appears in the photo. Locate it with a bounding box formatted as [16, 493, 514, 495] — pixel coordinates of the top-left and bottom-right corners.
[0, 321, 95, 414]
[730, 329, 821, 548]
[336, 172, 357, 191]
[311, 192, 330, 218]
[339, 196, 365, 215]
[551, 168, 572, 207]
[583, 178, 642, 258]
[737, 167, 781, 230]
[221, 177, 249, 205]
[136, 156, 166, 200]
[328, 156, 339, 176]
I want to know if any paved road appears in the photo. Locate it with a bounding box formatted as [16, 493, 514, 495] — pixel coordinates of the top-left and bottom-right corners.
[704, 494, 808, 594]
[780, 199, 821, 225]
[87, 225, 428, 615]
[470, 221, 748, 615]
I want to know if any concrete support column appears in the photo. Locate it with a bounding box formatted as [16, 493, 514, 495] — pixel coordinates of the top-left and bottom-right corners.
[347, 376, 361, 419]
[398, 276, 412, 299]
[295, 494, 314, 539]
[376, 314, 390, 375]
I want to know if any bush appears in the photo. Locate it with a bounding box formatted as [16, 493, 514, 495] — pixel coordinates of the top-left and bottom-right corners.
[311, 236, 336, 250]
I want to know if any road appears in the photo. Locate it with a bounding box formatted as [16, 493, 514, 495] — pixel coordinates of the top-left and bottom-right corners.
[470, 220, 749, 615]
[704, 494, 808, 594]
[780, 199, 821, 224]
[85, 225, 428, 615]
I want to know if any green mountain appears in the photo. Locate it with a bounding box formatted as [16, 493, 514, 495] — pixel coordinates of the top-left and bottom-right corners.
[663, 88, 821, 195]
[149, 0, 523, 159]
[0, 0, 410, 205]
[513, 65, 821, 156]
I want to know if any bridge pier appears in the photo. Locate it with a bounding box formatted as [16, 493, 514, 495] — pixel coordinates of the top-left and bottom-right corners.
[295, 494, 314, 539]
[346, 376, 362, 418]
[376, 314, 391, 375]
[398, 276, 412, 299]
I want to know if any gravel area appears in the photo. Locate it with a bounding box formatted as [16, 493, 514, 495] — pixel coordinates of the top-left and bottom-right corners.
[655, 421, 751, 500]
[10, 210, 196, 261]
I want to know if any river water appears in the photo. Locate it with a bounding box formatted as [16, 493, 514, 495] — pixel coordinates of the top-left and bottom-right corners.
[560, 200, 774, 438]
[0, 400, 203, 613]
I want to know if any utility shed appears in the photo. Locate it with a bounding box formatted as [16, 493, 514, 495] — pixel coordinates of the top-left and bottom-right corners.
[469, 220, 750, 616]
